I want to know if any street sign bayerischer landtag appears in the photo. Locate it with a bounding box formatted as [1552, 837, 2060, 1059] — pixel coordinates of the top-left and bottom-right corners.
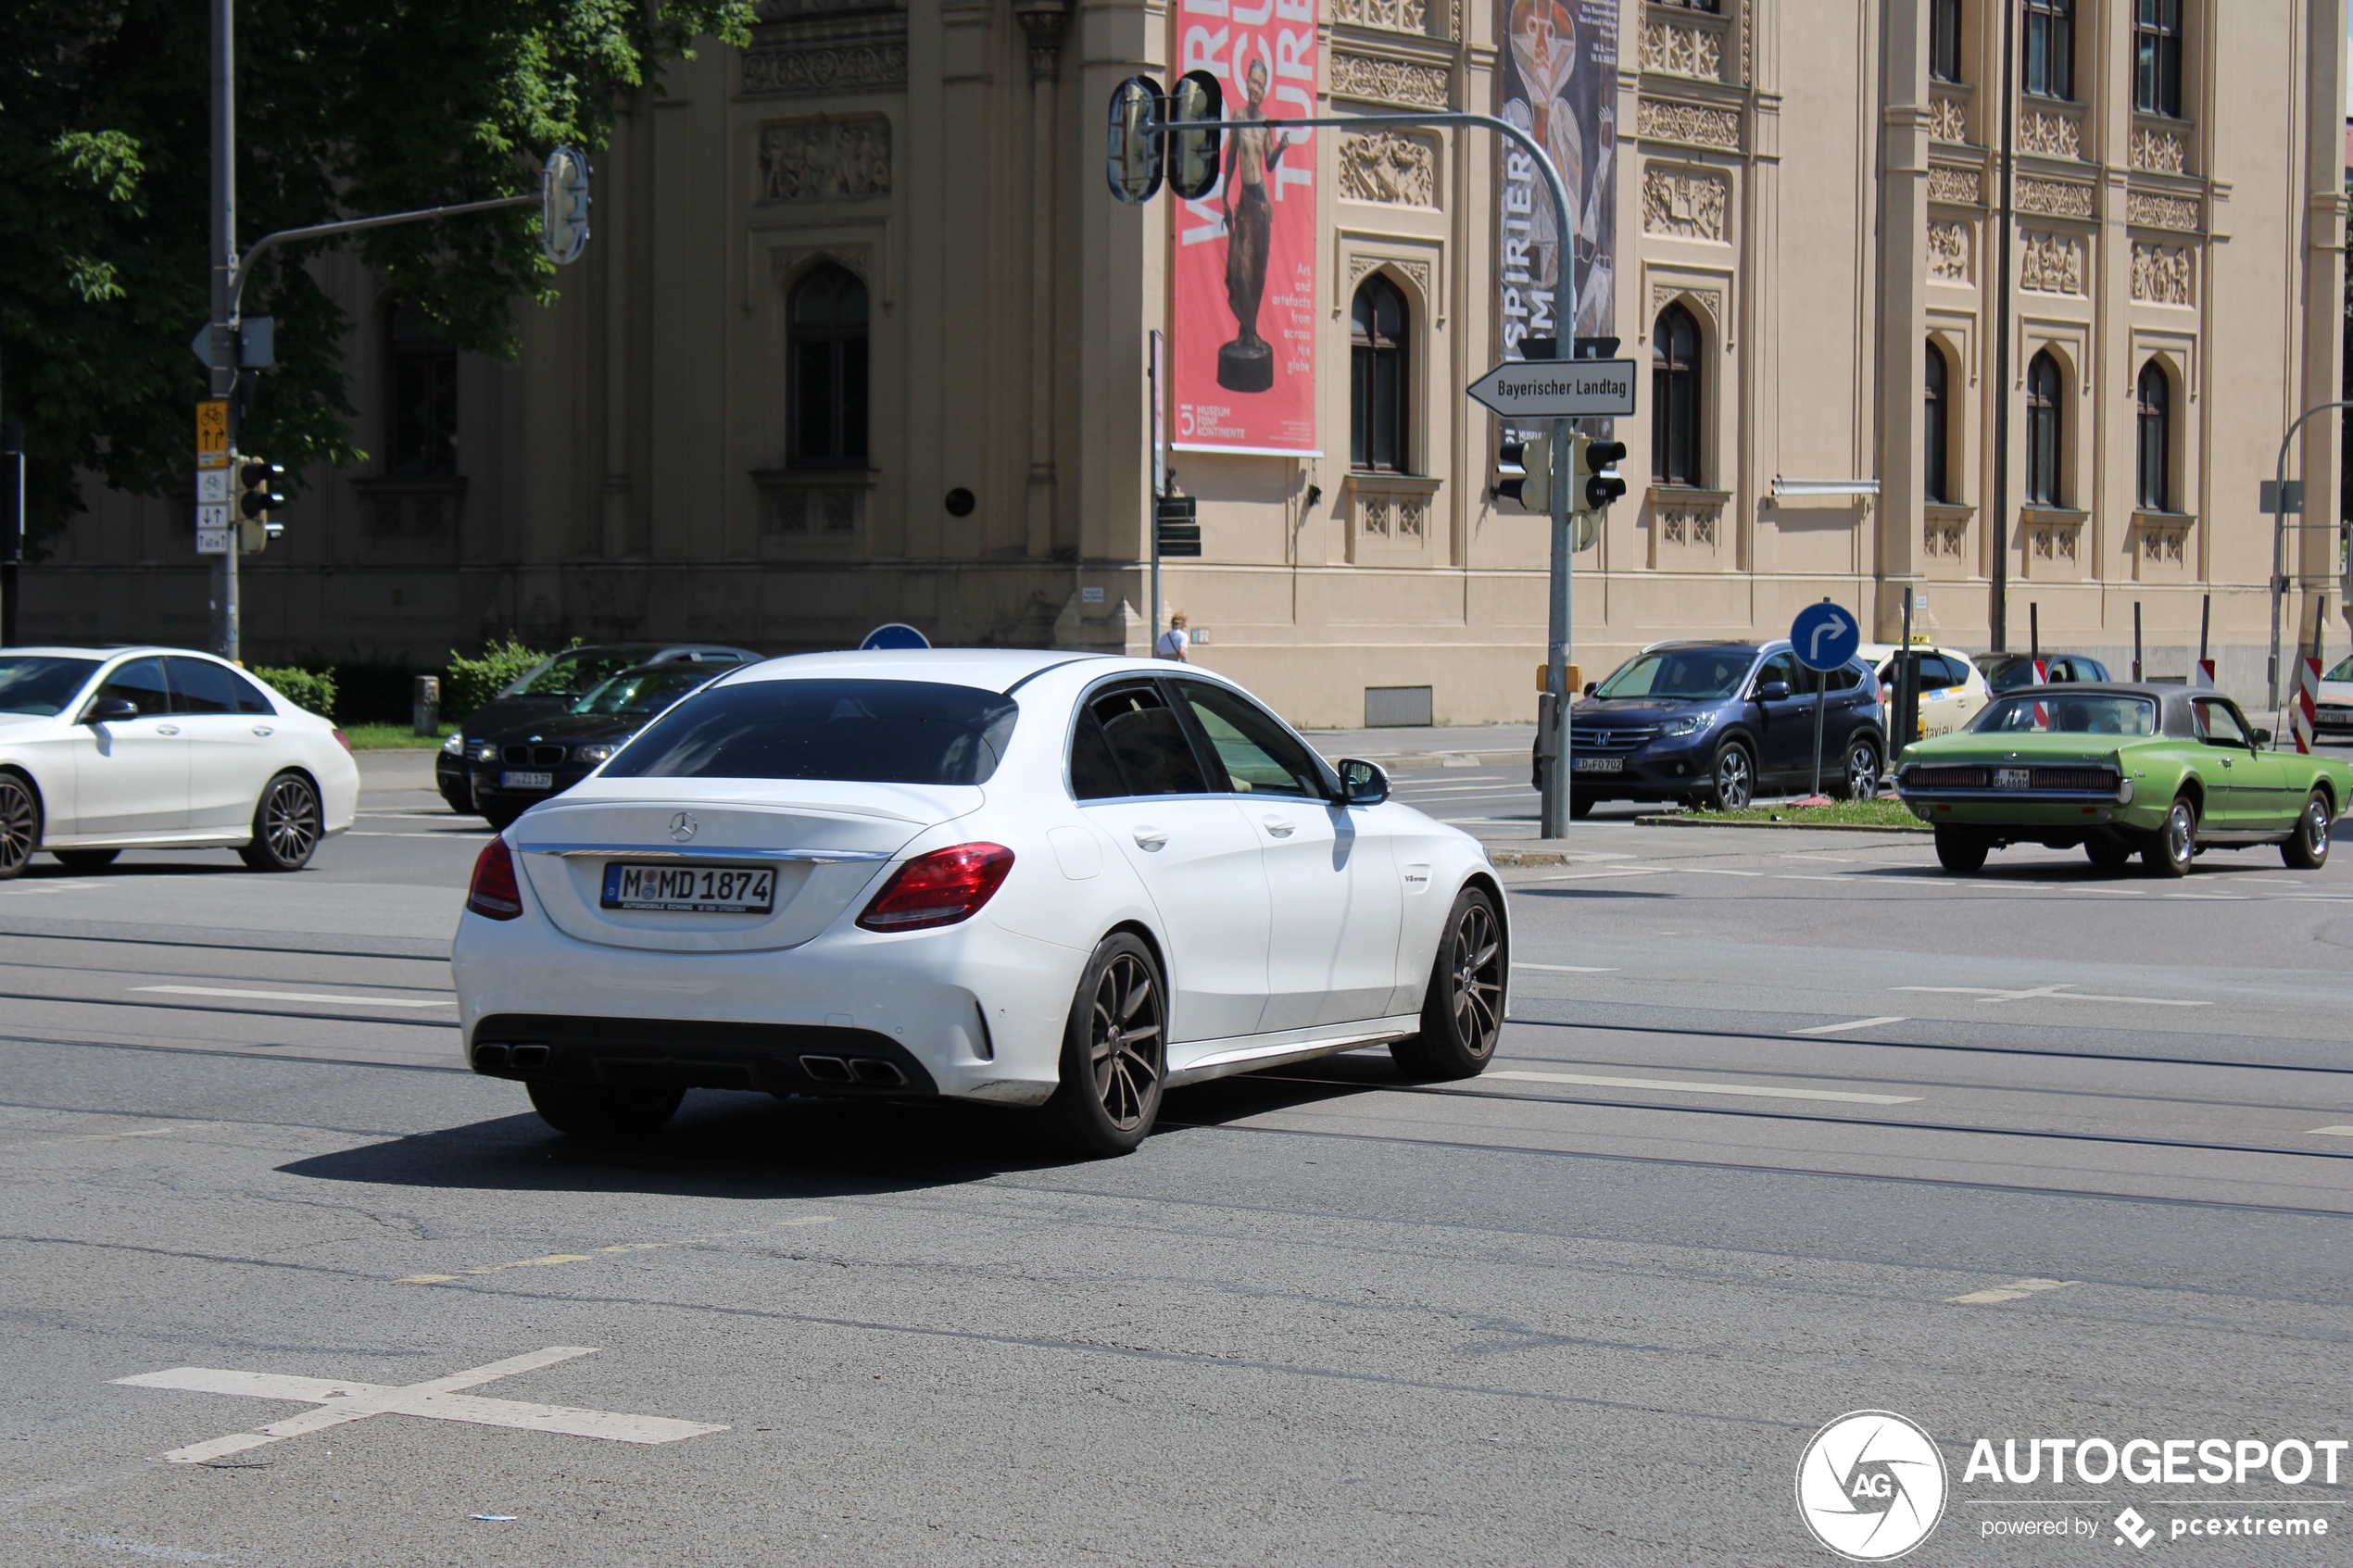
[1466, 358, 1638, 420]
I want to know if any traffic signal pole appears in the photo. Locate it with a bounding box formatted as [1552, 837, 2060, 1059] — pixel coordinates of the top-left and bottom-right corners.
[1158, 108, 1577, 832]
[210, 0, 240, 663]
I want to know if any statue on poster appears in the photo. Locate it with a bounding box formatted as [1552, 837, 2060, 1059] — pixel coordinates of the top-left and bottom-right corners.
[1217, 56, 1302, 394]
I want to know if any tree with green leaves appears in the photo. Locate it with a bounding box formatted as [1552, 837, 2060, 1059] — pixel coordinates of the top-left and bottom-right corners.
[0, 0, 755, 549]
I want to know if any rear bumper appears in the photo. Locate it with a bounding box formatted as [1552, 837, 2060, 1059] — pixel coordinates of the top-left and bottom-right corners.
[469, 1012, 939, 1098]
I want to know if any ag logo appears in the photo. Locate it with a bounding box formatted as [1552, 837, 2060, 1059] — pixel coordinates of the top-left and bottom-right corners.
[1795, 1411, 1947, 1562]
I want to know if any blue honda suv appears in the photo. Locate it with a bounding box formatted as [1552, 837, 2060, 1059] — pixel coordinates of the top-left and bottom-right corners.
[1533, 640, 1888, 815]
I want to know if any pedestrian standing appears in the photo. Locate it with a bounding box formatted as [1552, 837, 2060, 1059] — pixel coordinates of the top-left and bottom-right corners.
[1155, 611, 1190, 662]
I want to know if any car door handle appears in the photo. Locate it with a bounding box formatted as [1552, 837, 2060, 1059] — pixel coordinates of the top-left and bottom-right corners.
[2221, 759, 2233, 769]
[1263, 816, 1295, 838]
[156, 723, 181, 735]
[1131, 826, 1167, 851]
[251, 725, 273, 736]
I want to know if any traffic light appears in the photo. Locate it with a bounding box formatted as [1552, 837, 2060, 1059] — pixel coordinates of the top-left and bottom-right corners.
[236, 454, 285, 553]
[1580, 438, 1629, 511]
[1496, 433, 1551, 512]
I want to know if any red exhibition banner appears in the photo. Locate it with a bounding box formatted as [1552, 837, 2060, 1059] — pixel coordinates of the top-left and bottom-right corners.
[1170, 0, 1320, 457]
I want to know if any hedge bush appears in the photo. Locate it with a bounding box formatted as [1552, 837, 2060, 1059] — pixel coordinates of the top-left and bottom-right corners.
[444, 638, 552, 721]
[252, 666, 336, 719]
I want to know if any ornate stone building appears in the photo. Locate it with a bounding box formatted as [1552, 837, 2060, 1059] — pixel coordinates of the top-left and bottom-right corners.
[31, 0, 2349, 726]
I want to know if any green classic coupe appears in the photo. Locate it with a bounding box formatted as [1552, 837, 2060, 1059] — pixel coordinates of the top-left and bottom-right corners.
[1894, 684, 2349, 877]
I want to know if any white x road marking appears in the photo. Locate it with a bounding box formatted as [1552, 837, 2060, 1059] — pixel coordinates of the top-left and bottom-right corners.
[1892, 983, 2208, 1008]
[116, 1346, 725, 1463]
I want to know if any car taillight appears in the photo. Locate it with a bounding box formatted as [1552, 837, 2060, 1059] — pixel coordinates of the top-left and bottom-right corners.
[856, 843, 1014, 933]
[332, 728, 352, 753]
[467, 837, 524, 921]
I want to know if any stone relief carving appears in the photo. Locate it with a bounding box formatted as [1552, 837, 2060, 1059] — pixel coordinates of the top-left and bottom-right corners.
[1929, 96, 1970, 144]
[1329, 52, 1450, 107]
[2131, 242, 2194, 306]
[2126, 191, 2200, 232]
[2018, 232, 2085, 295]
[2029, 520, 2082, 563]
[2017, 177, 2094, 220]
[1348, 256, 1434, 304]
[1648, 283, 1726, 337]
[1927, 167, 1982, 206]
[2139, 520, 2189, 566]
[1927, 220, 1971, 283]
[1359, 495, 1427, 540]
[1658, 508, 1718, 547]
[1924, 518, 1969, 558]
[1338, 132, 1437, 206]
[2018, 109, 2082, 160]
[1637, 98, 1740, 150]
[1329, 0, 1427, 31]
[742, 41, 908, 95]
[1642, 167, 1729, 242]
[759, 119, 890, 203]
[766, 488, 860, 534]
[770, 244, 875, 295]
[1640, 19, 1722, 80]
[2130, 126, 2187, 174]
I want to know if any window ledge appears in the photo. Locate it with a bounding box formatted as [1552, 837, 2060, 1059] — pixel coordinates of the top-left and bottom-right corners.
[1924, 501, 1976, 518]
[2020, 505, 2088, 525]
[2133, 509, 2196, 525]
[1344, 471, 1441, 492]
[1648, 485, 1731, 506]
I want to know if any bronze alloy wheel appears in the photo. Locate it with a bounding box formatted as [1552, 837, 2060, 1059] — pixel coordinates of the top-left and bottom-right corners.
[1391, 885, 1507, 1081]
[2284, 791, 2334, 870]
[241, 772, 321, 872]
[0, 774, 36, 881]
[1088, 951, 1164, 1133]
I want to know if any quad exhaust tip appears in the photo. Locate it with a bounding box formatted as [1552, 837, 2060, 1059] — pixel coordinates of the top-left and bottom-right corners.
[799, 1054, 906, 1087]
[473, 1043, 549, 1071]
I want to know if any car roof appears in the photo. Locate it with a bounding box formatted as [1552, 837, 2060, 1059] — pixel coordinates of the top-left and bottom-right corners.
[0, 645, 242, 665]
[723, 647, 1111, 691]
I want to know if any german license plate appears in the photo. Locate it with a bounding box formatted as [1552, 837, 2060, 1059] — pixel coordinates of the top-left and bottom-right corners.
[602, 863, 776, 915]
[500, 771, 554, 790]
[1994, 768, 2032, 789]
[1572, 757, 1624, 773]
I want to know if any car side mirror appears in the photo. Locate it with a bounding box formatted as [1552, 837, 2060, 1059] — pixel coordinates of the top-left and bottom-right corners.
[1582, 682, 1598, 697]
[1336, 758, 1390, 806]
[1757, 681, 1793, 702]
[2254, 728, 2273, 746]
[81, 697, 140, 724]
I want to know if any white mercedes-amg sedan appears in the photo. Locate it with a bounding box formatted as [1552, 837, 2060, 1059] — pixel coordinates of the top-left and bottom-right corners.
[452, 649, 1508, 1155]
[0, 646, 359, 878]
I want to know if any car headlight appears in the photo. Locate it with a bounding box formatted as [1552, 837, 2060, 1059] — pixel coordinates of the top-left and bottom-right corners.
[441, 732, 464, 756]
[472, 740, 498, 761]
[573, 744, 616, 764]
[1657, 714, 1710, 738]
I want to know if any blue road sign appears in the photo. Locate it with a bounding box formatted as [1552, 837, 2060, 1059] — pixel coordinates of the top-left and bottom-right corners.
[860, 622, 931, 651]
[1789, 601, 1860, 672]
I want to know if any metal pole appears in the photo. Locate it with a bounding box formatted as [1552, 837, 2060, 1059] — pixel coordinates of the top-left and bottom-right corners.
[1149, 330, 1163, 649]
[1896, 585, 1916, 756]
[1989, 0, 2017, 652]
[2268, 401, 2353, 711]
[1173, 110, 1578, 834]
[211, 0, 239, 663]
[0, 424, 19, 647]
[2133, 600, 2143, 682]
[1808, 664, 1828, 799]
[2029, 602, 2038, 662]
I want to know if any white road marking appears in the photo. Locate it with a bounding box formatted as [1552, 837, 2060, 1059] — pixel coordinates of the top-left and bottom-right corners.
[1673, 867, 1763, 877]
[1485, 1070, 1920, 1106]
[2238, 878, 2305, 886]
[1512, 962, 1620, 973]
[131, 985, 453, 1008]
[1947, 1277, 2072, 1305]
[1516, 868, 1667, 883]
[2308, 1126, 2353, 1137]
[1789, 1016, 1908, 1035]
[19, 1124, 207, 1148]
[117, 1346, 725, 1463]
[345, 830, 495, 840]
[355, 811, 477, 821]
[1779, 854, 1859, 863]
[2162, 893, 2248, 901]
[1893, 984, 2208, 1008]
[398, 1216, 836, 1284]
[0, 881, 110, 897]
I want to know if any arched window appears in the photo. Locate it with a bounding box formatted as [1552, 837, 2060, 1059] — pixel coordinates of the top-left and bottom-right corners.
[1652, 304, 1702, 485]
[2025, 350, 2063, 506]
[385, 303, 457, 477]
[1350, 274, 1409, 472]
[2024, 0, 2073, 99]
[1924, 342, 1952, 504]
[789, 263, 870, 467]
[2134, 0, 2182, 117]
[2136, 360, 2171, 511]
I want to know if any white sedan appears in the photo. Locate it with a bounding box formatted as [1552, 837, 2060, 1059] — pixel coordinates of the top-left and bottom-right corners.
[451, 649, 1509, 1155]
[0, 646, 359, 878]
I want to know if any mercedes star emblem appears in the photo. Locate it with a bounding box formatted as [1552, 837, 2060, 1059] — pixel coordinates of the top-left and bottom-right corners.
[669, 812, 698, 843]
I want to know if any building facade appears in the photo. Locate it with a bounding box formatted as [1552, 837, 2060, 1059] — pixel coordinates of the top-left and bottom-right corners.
[30, 0, 2349, 728]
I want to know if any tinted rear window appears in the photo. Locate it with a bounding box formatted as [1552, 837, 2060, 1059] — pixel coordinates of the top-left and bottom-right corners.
[603, 678, 1020, 785]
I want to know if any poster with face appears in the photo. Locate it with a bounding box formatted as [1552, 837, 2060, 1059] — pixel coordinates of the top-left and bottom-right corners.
[1171, 0, 1320, 456]
[1496, 0, 1617, 360]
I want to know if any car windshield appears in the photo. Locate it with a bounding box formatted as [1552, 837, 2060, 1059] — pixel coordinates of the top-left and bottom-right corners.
[2326, 656, 2353, 683]
[1984, 659, 2047, 693]
[568, 667, 717, 717]
[1592, 647, 1755, 702]
[0, 655, 101, 716]
[502, 649, 656, 701]
[1975, 695, 2158, 735]
[602, 679, 1022, 785]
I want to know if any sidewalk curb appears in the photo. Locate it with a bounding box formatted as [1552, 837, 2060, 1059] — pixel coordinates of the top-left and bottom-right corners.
[1629, 815, 1931, 835]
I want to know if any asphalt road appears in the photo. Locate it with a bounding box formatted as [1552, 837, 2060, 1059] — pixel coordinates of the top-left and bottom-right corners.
[6, 747, 2353, 1565]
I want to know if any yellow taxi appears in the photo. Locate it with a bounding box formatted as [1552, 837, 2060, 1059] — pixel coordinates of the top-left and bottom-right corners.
[1858, 641, 1991, 743]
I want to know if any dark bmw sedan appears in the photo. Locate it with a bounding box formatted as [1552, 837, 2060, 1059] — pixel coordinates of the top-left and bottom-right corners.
[465, 664, 731, 830]
[1534, 640, 1887, 814]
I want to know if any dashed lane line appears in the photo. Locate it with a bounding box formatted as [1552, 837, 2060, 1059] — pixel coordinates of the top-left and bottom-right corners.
[132, 985, 452, 1008]
[1789, 1016, 1908, 1036]
[1894, 984, 2208, 1008]
[398, 1215, 837, 1285]
[2309, 1126, 2353, 1136]
[1484, 1070, 1921, 1106]
[1947, 1277, 2073, 1305]
[1514, 962, 1621, 973]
